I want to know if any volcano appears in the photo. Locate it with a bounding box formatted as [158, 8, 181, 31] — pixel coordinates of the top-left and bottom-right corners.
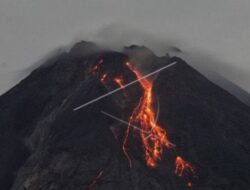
[0, 41, 250, 190]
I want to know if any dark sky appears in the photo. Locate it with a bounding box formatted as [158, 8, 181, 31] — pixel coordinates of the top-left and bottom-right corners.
[0, 0, 250, 94]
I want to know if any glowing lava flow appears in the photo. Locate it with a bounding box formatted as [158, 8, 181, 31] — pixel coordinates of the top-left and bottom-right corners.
[125, 62, 173, 168]
[125, 62, 195, 187]
[175, 156, 195, 177]
[92, 60, 196, 187]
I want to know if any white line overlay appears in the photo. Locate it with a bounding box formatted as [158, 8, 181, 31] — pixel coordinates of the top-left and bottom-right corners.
[101, 110, 176, 147]
[73, 61, 177, 111]
[101, 110, 150, 133]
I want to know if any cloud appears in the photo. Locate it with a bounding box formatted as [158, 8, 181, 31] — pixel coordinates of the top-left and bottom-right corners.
[88, 23, 184, 56]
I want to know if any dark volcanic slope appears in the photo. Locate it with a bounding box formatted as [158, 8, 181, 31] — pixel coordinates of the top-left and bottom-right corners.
[0, 42, 249, 190]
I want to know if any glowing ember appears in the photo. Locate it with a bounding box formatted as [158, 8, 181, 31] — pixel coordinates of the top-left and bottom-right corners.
[101, 74, 108, 82]
[175, 156, 195, 177]
[113, 77, 125, 88]
[88, 170, 104, 189]
[187, 182, 193, 188]
[92, 59, 103, 74]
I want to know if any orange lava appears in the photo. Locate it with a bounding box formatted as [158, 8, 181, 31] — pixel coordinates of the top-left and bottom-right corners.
[113, 75, 132, 167]
[125, 62, 195, 187]
[92, 60, 196, 186]
[125, 62, 173, 167]
[175, 156, 195, 177]
[113, 77, 125, 88]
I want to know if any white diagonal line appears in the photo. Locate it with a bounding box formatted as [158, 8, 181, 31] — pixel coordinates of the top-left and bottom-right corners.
[100, 110, 176, 147]
[101, 111, 150, 134]
[73, 62, 177, 111]
[145, 134, 152, 140]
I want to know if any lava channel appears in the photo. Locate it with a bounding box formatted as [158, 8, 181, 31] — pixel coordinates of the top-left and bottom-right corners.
[92, 60, 196, 187]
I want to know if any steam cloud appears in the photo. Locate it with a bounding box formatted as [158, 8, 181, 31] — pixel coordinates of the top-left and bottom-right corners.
[0, 23, 249, 105]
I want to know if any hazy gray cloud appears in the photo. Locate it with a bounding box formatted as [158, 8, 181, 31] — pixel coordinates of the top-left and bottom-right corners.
[0, 0, 250, 99]
[89, 23, 183, 55]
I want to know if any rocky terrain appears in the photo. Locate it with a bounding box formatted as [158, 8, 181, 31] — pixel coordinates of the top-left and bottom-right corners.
[0, 41, 249, 190]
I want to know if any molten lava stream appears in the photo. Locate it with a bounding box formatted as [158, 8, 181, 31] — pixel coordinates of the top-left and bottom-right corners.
[125, 62, 174, 168]
[125, 62, 195, 186]
[175, 156, 195, 177]
[92, 60, 196, 187]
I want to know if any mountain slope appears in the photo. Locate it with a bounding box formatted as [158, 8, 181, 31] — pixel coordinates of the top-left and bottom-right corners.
[0, 42, 249, 190]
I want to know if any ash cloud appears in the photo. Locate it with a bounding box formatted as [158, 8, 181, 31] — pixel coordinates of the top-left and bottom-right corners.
[84, 24, 250, 105]
[0, 0, 250, 106]
[88, 23, 184, 56]
[97, 24, 250, 105]
[1, 23, 249, 105]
